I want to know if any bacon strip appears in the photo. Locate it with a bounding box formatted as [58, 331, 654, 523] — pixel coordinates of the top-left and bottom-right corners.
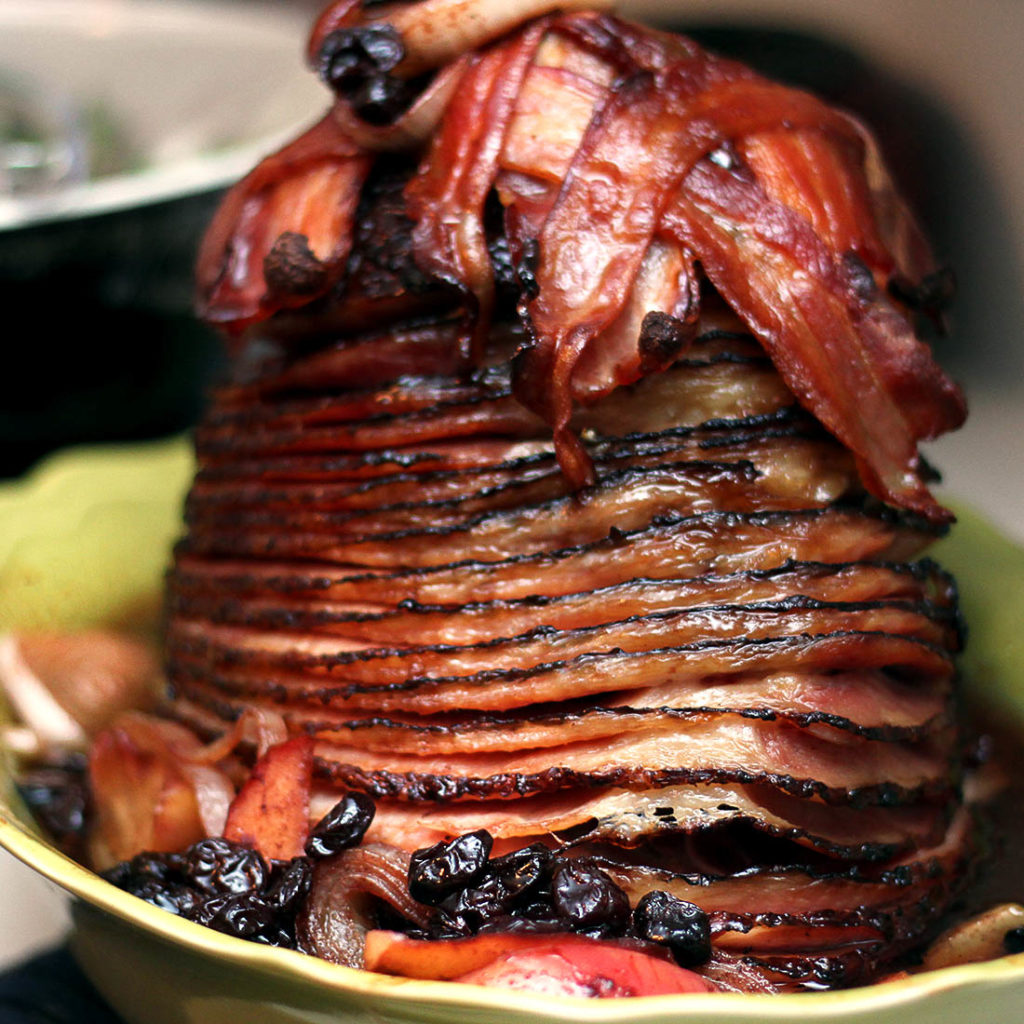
[196, 115, 372, 336]
[406, 23, 548, 365]
[663, 157, 965, 520]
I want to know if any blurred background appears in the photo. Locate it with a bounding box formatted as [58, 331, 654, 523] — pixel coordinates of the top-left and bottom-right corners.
[1, 0, 1022, 973]
[0, 0, 325, 479]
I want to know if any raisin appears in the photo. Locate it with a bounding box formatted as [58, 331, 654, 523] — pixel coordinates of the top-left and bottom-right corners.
[487, 844, 553, 902]
[632, 891, 711, 967]
[551, 861, 630, 937]
[305, 793, 375, 859]
[127, 852, 185, 887]
[318, 25, 405, 91]
[192, 893, 276, 941]
[349, 74, 418, 126]
[100, 861, 133, 889]
[265, 857, 313, 915]
[130, 881, 202, 918]
[443, 875, 514, 929]
[430, 910, 474, 939]
[17, 759, 90, 849]
[479, 916, 562, 936]
[184, 838, 268, 896]
[253, 923, 300, 949]
[408, 830, 493, 905]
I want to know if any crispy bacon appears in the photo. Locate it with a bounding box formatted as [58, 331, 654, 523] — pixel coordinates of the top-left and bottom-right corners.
[663, 157, 965, 520]
[496, 24, 963, 515]
[405, 21, 549, 365]
[196, 114, 371, 336]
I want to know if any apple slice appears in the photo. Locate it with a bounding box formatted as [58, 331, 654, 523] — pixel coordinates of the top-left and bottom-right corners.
[224, 734, 313, 860]
[88, 713, 211, 869]
[364, 930, 716, 996]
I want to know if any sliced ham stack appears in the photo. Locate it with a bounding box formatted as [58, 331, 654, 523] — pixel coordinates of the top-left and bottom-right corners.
[161, 2, 971, 993]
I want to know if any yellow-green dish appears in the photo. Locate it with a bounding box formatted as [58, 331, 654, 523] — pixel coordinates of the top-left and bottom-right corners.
[1, 440, 1023, 1024]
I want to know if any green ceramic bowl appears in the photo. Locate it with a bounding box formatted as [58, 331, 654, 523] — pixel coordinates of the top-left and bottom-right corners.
[2, 440, 1023, 1024]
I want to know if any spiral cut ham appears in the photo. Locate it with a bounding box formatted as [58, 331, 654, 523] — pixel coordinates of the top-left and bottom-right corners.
[157, 0, 977, 996]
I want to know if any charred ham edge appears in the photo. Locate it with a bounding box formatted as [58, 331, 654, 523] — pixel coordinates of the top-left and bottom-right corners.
[164, 598, 960, 682]
[210, 328, 770, 410]
[167, 549, 951, 604]
[168, 702, 959, 809]
[312, 755, 956, 810]
[170, 657, 955, 770]
[172, 683, 954, 749]
[167, 562, 958, 647]
[177, 487, 940, 570]
[195, 115, 372, 336]
[178, 460, 838, 537]
[169, 685, 958, 789]
[354, 782, 953, 860]
[164, 624, 954, 695]
[165, 593, 958, 647]
[175, 476, 851, 566]
[167, 554, 955, 606]
[182, 423, 832, 510]
[189, 407, 817, 485]
[193, 349, 798, 460]
[586, 807, 974, 911]
[166, 505, 940, 609]
[165, 628, 954, 709]
[182, 435, 857, 525]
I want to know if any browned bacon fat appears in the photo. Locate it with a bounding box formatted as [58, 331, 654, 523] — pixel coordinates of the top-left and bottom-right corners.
[95, 0, 976, 996]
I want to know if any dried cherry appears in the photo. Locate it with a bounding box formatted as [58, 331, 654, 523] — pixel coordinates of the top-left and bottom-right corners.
[632, 891, 712, 967]
[304, 793, 375, 859]
[408, 830, 493, 905]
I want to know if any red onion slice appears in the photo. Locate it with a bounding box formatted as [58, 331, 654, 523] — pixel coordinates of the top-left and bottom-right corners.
[297, 843, 434, 967]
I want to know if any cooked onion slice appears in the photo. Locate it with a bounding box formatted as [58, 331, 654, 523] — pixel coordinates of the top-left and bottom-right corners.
[297, 844, 434, 967]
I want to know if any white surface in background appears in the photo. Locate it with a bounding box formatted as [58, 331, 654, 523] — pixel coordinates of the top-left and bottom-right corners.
[0, 0, 327, 228]
[929, 387, 1024, 548]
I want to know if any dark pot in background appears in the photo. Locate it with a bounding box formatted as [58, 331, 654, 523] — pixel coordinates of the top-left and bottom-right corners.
[0, 0, 327, 477]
